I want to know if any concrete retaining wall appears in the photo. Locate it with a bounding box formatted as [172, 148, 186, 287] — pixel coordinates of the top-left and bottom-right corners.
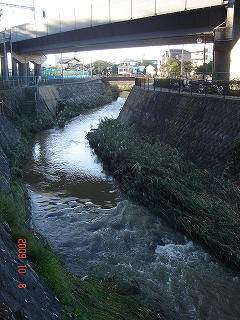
[118, 86, 240, 173]
[38, 79, 109, 113]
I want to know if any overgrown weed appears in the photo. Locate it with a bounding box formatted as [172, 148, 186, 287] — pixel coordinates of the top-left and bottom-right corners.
[87, 119, 240, 270]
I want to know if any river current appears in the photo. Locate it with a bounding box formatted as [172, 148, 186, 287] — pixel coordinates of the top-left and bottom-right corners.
[23, 97, 240, 319]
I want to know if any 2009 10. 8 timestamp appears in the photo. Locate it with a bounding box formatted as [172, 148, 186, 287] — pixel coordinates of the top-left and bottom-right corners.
[17, 238, 27, 289]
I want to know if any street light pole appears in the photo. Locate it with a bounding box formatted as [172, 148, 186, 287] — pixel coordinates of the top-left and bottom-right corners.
[197, 34, 206, 80]
[203, 34, 206, 80]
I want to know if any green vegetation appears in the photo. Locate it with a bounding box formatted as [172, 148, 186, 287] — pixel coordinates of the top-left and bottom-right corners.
[87, 119, 240, 270]
[0, 88, 165, 320]
[0, 184, 164, 319]
[228, 135, 240, 172]
[195, 61, 213, 74]
[118, 84, 134, 92]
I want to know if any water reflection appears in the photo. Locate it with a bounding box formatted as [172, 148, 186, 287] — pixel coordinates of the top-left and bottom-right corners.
[24, 98, 125, 206]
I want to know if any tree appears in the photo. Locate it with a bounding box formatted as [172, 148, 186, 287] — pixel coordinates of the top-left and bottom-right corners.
[111, 64, 118, 75]
[164, 58, 193, 77]
[183, 60, 193, 74]
[167, 59, 181, 76]
[91, 60, 109, 75]
[196, 61, 213, 74]
[139, 60, 153, 67]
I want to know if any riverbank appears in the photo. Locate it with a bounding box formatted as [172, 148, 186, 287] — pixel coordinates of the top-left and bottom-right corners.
[0, 82, 165, 319]
[87, 119, 240, 271]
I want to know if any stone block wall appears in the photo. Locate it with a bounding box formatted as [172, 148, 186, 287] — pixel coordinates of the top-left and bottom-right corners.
[38, 79, 108, 113]
[118, 86, 240, 173]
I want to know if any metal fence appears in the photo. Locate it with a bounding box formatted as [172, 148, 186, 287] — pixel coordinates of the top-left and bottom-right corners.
[135, 78, 240, 98]
[0, 75, 98, 90]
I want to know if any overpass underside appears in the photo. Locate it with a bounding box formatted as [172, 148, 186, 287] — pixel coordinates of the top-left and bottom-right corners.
[11, 6, 225, 55]
[0, 2, 238, 80]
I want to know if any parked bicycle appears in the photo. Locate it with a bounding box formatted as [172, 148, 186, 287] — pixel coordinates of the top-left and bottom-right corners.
[211, 82, 224, 95]
[170, 80, 180, 91]
[181, 79, 192, 92]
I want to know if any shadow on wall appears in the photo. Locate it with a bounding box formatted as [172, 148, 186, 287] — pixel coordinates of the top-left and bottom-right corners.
[118, 87, 240, 174]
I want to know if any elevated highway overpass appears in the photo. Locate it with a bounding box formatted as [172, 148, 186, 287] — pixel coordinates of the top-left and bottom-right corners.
[0, 0, 239, 80]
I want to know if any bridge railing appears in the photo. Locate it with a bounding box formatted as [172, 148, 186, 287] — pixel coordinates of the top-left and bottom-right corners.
[4, 0, 224, 42]
[135, 77, 240, 98]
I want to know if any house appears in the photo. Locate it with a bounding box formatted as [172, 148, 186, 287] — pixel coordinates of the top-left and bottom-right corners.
[57, 57, 81, 69]
[146, 64, 157, 77]
[118, 59, 138, 75]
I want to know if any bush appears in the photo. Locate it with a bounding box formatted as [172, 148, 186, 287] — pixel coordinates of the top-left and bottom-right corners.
[109, 84, 120, 99]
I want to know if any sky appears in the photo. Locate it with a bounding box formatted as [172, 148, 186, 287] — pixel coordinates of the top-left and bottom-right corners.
[0, 0, 206, 66]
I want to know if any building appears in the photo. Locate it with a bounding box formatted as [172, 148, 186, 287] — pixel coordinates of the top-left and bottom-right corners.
[190, 44, 213, 69]
[118, 59, 138, 75]
[146, 64, 157, 76]
[158, 48, 191, 77]
[57, 57, 81, 69]
[158, 46, 214, 77]
[160, 49, 191, 65]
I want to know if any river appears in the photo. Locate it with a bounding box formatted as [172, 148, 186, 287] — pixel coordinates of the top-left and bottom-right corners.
[23, 97, 240, 320]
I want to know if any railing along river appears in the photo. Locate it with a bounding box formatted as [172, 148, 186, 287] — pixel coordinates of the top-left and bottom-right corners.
[135, 77, 240, 98]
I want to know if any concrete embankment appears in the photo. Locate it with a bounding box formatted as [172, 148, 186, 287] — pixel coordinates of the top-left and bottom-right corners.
[118, 86, 240, 174]
[38, 79, 109, 113]
[0, 79, 109, 319]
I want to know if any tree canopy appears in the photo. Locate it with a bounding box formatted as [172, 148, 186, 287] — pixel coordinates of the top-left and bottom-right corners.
[90, 60, 109, 75]
[196, 61, 213, 74]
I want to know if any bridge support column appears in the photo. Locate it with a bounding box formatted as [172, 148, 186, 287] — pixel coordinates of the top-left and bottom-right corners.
[19, 62, 30, 85]
[213, 47, 231, 80]
[12, 53, 47, 84]
[0, 51, 9, 80]
[213, 0, 235, 80]
[33, 62, 42, 78]
[11, 58, 18, 78]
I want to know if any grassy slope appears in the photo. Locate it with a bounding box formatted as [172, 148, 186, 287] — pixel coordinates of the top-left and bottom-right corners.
[87, 119, 240, 271]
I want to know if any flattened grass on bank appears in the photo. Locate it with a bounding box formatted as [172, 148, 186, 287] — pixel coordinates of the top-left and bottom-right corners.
[87, 119, 240, 270]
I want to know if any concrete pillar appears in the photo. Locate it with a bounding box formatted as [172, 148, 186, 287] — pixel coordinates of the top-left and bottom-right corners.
[1, 51, 8, 79]
[11, 58, 18, 78]
[33, 62, 42, 78]
[212, 0, 235, 80]
[19, 62, 29, 85]
[213, 47, 231, 80]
